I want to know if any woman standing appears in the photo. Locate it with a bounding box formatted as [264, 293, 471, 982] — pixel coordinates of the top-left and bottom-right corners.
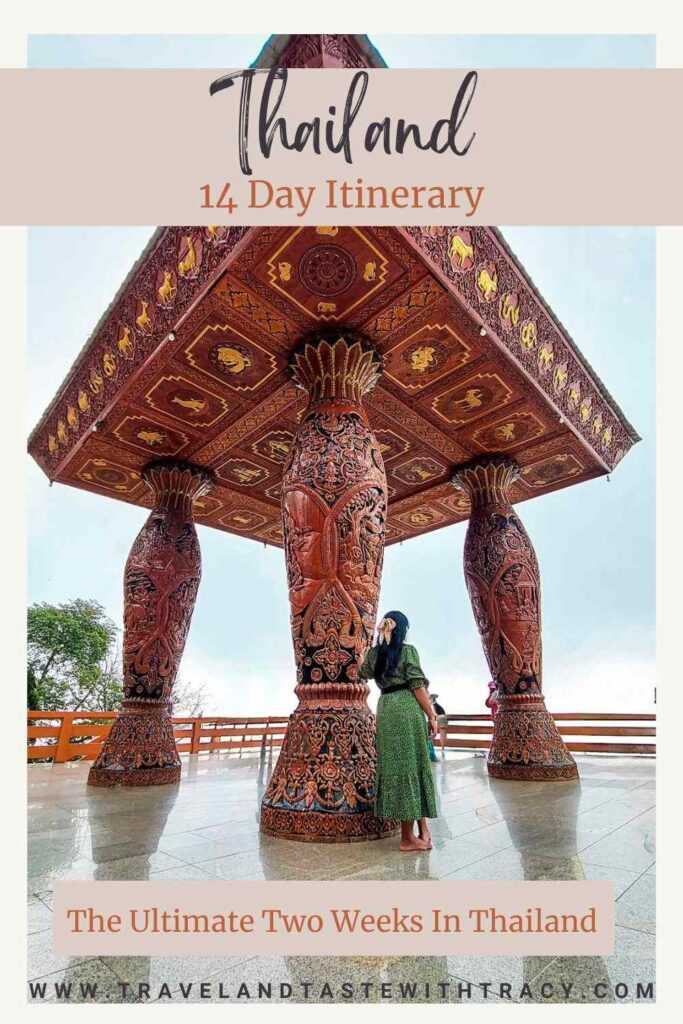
[359, 611, 438, 852]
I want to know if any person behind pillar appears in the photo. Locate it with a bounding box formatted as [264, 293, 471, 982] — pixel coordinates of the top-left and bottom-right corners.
[426, 688, 446, 761]
[359, 611, 438, 852]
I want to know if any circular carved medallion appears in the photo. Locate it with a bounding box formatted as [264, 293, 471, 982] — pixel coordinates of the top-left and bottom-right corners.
[298, 245, 356, 296]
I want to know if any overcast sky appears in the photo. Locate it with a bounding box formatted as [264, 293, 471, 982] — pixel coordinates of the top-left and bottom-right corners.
[26, 34, 655, 716]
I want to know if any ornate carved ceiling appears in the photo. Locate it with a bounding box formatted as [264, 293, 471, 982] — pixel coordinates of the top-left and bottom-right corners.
[28, 223, 639, 548]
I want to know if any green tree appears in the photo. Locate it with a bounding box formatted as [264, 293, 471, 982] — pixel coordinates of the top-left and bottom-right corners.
[27, 599, 119, 711]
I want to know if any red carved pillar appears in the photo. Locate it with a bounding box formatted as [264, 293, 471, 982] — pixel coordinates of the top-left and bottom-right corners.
[88, 460, 214, 787]
[452, 455, 578, 781]
[260, 332, 397, 841]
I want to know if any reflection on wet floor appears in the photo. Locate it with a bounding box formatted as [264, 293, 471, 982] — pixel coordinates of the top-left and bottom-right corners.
[27, 752, 655, 1003]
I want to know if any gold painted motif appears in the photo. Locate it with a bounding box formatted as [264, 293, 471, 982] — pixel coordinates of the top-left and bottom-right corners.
[553, 362, 568, 394]
[520, 321, 537, 351]
[568, 381, 581, 409]
[67, 406, 78, 429]
[102, 351, 116, 377]
[449, 233, 474, 269]
[316, 226, 339, 236]
[500, 292, 520, 328]
[78, 390, 90, 413]
[409, 346, 436, 373]
[580, 396, 592, 424]
[453, 388, 484, 412]
[89, 367, 103, 394]
[178, 236, 197, 277]
[476, 265, 498, 300]
[602, 425, 613, 449]
[117, 325, 134, 358]
[277, 261, 292, 282]
[48, 435, 58, 454]
[231, 466, 264, 484]
[216, 346, 252, 374]
[57, 420, 67, 444]
[495, 422, 517, 442]
[157, 270, 176, 306]
[137, 429, 166, 446]
[317, 302, 337, 314]
[538, 343, 554, 371]
[136, 301, 153, 334]
[363, 261, 377, 282]
[171, 395, 207, 413]
[592, 412, 603, 437]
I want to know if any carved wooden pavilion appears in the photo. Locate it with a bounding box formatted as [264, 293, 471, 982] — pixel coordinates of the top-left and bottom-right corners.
[28, 34, 638, 843]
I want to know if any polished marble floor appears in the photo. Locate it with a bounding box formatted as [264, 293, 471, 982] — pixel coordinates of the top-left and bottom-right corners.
[27, 752, 655, 1003]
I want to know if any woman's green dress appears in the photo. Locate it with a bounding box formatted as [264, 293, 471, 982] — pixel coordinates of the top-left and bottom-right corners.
[359, 643, 438, 821]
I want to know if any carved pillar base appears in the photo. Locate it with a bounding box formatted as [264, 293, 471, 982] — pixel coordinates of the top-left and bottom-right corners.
[88, 706, 181, 787]
[88, 459, 213, 788]
[261, 684, 397, 843]
[487, 694, 578, 781]
[452, 454, 578, 783]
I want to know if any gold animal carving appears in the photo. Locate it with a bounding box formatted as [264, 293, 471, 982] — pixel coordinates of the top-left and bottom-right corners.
[57, 420, 67, 444]
[269, 439, 291, 458]
[568, 382, 581, 408]
[78, 390, 90, 413]
[580, 397, 592, 423]
[363, 261, 377, 282]
[409, 345, 436, 372]
[500, 293, 520, 327]
[496, 422, 516, 442]
[48, 435, 57, 454]
[553, 363, 568, 393]
[538, 344, 554, 370]
[409, 466, 435, 481]
[178, 236, 197, 277]
[232, 466, 263, 484]
[157, 271, 176, 305]
[520, 321, 537, 351]
[453, 387, 484, 412]
[102, 351, 116, 377]
[172, 395, 207, 413]
[216, 346, 252, 374]
[477, 266, 498, 299]
[89, 369, 103, 394]
[316, 226, 338, 236]
[136, 301, 153, 333]
[592, 412, 603, 437]
[117, 326, 134, 357]
[67, 406, 78, 428]
[137, 429, 165, 446]
[278, 261, 292, 282]
[602, 426, 613, 448]
[449, 233, 474, 268]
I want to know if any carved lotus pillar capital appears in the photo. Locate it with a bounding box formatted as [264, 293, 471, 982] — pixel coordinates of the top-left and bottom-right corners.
[290, 330, 382, 412]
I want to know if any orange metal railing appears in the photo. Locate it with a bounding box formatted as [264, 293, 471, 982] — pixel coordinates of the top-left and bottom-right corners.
[439, 713, 656, 756]
[26, 711, 289, 764]
[27, 710, 656, 764]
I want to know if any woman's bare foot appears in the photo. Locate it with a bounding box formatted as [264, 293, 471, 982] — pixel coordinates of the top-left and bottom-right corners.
[417, 819, 432, 849]
[399, 836, 430, 853]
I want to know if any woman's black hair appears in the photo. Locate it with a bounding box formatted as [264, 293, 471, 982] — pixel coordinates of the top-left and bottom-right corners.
[374, 610, 410, 681]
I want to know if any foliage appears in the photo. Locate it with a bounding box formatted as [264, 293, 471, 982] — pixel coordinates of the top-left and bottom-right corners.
[27, 599, 119, 711]
[27, 597, 211, 716]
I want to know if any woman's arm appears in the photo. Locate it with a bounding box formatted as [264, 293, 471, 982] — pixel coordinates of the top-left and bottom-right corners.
[413, 685, 438, 737]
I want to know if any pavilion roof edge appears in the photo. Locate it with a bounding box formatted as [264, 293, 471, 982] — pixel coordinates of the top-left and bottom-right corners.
[489, 227, 641, 446]
[27, 226, 166, 453]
